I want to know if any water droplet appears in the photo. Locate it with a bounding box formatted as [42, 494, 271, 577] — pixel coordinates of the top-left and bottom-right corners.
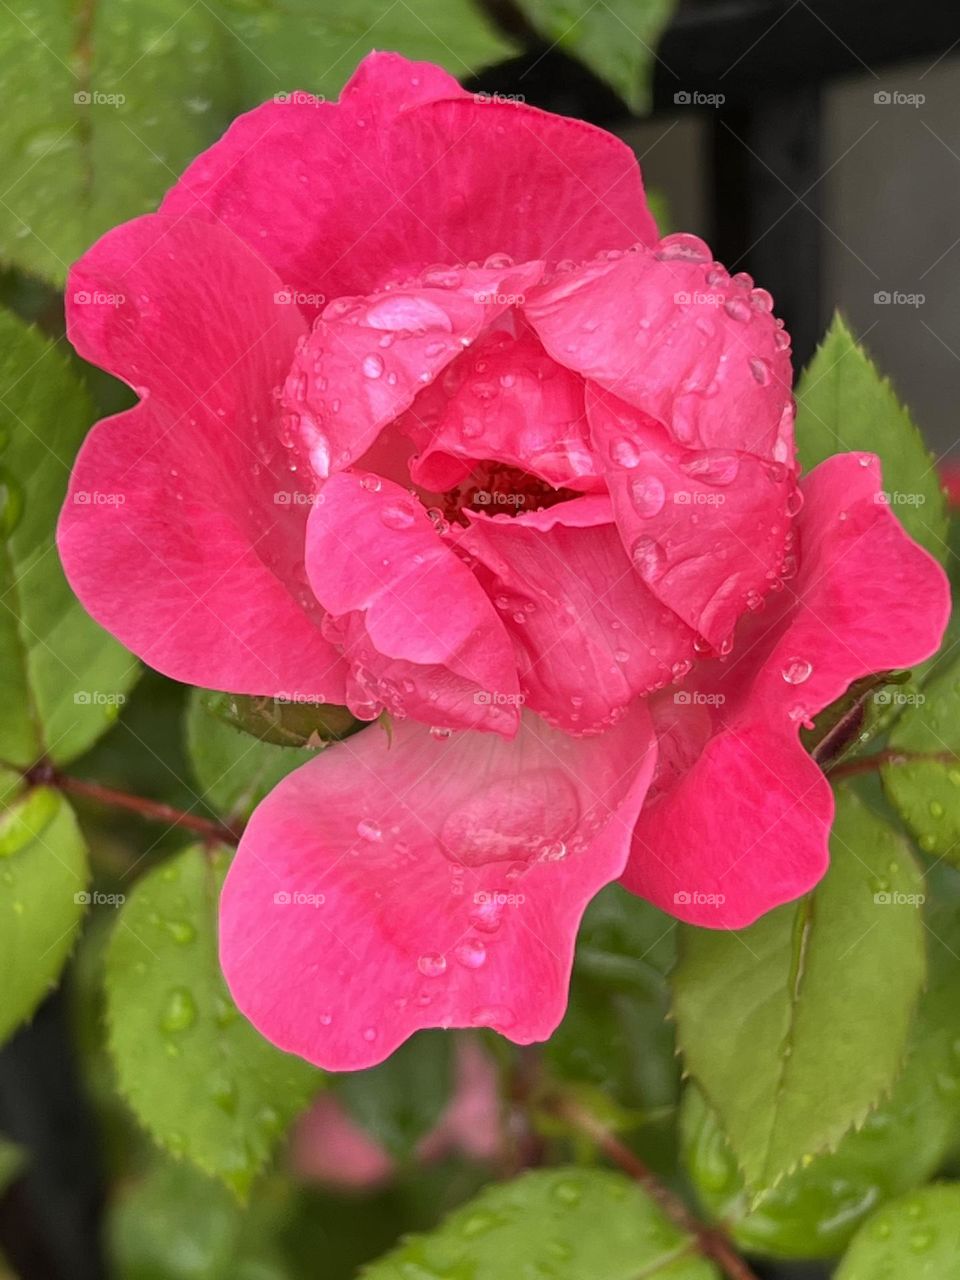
[160, 987, 196, 1034]
[439, 770, 579, 867]
[357, 818, 382, 842]
[454, 939, 487, 969]
[417, 952, 447, 977]
[781, 657, 812, 685]
[610, 438, 640, 468]
[381, 500, 416, 529]
[362, 353, 384, 379]
[724, 297, 751, 323]
[631, 536, 666, 581]
[680, 453, 740, 486]
[749, 357, 772, 385]
[630, 475, 666, 518]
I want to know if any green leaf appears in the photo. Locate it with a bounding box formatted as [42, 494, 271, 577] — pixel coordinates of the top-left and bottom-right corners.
[515, 0, 677, 113]
[0, 1, 512, 283]
[198, 689, 359, 752]
[337, 1030, 454, 1161]
[0, 309, 138, 768]
[672, 787, 926, 1193]
[0, 786, 88, 1044]
[105, 843, 322, 1197]
[835, 1183, 960, 1279]
[882, 651, 960, 861]
[362, 1166, 720, 1279]
[108, 1157, 291, 1280]
[682, 862, 960, 1260]
[185, 689, 315, 823]
[795, 313, 948, 561]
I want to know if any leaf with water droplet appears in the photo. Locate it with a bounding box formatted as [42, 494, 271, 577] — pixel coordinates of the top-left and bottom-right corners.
[795, 314, 948, 562]
[0, 787, 88, 1047]
[834, 1183, 960, 1280]
[105, 843, 323, 1197]
[362, 1166, 720, 1279]
[0, 310, 140, 767]
[672, 788, 925, 1194]
[683, 871, 960, 1258]
[883, 649, 960, 865]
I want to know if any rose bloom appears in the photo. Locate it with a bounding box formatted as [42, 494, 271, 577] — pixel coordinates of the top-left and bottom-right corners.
[59, 54, 948, 1070]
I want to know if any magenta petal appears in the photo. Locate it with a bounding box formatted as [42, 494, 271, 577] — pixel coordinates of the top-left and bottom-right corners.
[306, 472, 520, 733]
[58, 215, 347, 698]
[524, 239, 793, 457]
[220, 706, 657, 1070]
[284, 261, 544, 478]
[587, 387, 795, 647]
[404, 326, 600, 492]
[624, 453, 951, 927]
[456, 497, 696, 732]
[161, 53, 656, 306]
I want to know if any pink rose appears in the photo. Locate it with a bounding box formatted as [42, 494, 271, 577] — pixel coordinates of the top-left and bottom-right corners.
[58, 53, 949, 1070]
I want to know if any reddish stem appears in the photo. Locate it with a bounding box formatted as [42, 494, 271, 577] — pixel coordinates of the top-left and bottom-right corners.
[828, 748, 960, 782]
[29, 765, 240, 845]
[554, 1098, 761, 1280]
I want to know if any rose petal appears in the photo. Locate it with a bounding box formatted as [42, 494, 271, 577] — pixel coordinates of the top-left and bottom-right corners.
[623, 453, 951, 927]
[58, 215, 347, 698]
[220, 706, 657, 1070]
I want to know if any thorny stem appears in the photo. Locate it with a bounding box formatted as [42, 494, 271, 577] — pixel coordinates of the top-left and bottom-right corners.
[23, 763, 241, 845]
[827, 748, 960, 782]
[553, 1097, 761, 1280]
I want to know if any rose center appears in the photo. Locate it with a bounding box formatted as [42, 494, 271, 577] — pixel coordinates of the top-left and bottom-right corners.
[438, 460, 578, 525]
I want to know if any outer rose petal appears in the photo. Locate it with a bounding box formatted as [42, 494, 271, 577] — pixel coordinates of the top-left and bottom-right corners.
[306, 472, 520, 733]
[403, 326, 600, 493]
[283, 261, 544, 478]
[160, 53, 658, 304]
[455, 497, 696, 732]
[58, 216, 347, 698]
[624, 453, 951, 927]
[220, 706, 657, 1070]
[587, 387, 795, 647]
[524, 238, 793, 457]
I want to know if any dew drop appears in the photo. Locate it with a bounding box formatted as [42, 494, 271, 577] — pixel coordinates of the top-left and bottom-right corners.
[630, 475, 666, 518]
[417, 952, 447, 977]
[781, 657, 813, 685]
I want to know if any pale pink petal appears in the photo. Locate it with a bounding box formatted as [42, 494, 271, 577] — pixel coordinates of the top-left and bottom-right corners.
[624, 453, 951, 927]
[58, 215, 347, 698]
[306, 472, 520, 733]
[220, 707, 657, 1070]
